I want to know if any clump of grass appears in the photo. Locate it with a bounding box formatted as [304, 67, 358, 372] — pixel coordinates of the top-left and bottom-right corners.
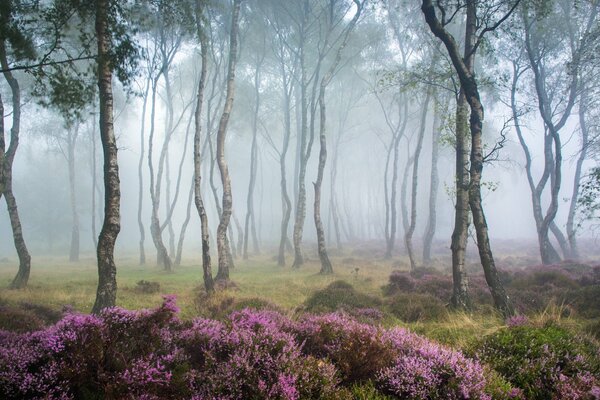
[386, 292, 447, 323]
[303, 280, 382, 314]
[134, 280, 161, 294]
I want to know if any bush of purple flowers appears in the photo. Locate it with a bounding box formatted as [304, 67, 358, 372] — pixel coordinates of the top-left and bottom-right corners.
[0, 296, 520, 399]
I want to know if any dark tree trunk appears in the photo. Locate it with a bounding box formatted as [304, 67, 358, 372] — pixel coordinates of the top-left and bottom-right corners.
[193, 11, 214, 293]
[215, 0, 241, 282]
[0, 40, 31, 289]
[422, 0, 514, 316]
[422, 102, 441, 265]
[92, 0, 120, 313]
[450, 92, 470, 309]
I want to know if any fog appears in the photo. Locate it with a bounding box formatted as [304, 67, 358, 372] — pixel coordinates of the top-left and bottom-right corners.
[1, 0, 599, 267]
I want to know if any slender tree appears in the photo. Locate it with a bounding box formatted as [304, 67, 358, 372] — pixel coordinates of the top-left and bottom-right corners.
[92, 0, 121, 313]
[421, 0, 516, 316]
[215, 0, 242, 282]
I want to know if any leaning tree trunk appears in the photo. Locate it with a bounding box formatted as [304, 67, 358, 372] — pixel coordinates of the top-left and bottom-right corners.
[0, 40, 31, 289]
[215, 0, 241, 282]
[422, 0, 513, 316]
[92, 0, 120, 313]
[422, 102, 441, 265]
[193, 13, 214, 293]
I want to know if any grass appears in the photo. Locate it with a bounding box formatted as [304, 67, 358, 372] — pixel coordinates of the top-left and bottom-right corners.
[0, 251, 396, 319]
[0, 250, 593, 348]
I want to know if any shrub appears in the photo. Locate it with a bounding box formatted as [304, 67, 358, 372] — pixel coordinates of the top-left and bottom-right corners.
[0, 298, 498, 399]
[135, 280, 161, 294]
[196, 294, 282, 320]
[0, 306, 45, 333]
[566, 286, 600, 319]
[473, 323, 600, 400]
[385, 271, 415, 295]
[375, 328, 490, 400]
[509, 270, 580, 291]
[304, 280, 382, 314]
[386, 293, 447, 322]
[290, 313, 395, 384]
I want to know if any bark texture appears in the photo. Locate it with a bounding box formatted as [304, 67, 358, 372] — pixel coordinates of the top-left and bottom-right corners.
[215, 0, 242, 282]
[422, 0, 514, 316]
[92, 0, 120, 314]
[0, 39, 31, 289]
[194, 7, 214, 293]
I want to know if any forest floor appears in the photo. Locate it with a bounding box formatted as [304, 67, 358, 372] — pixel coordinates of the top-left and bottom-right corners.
[1, 241, 599, 347]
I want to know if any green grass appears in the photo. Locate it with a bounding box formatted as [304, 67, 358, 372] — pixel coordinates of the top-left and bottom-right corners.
[0, 252, 396, 319]
[0, 251, 593, 348]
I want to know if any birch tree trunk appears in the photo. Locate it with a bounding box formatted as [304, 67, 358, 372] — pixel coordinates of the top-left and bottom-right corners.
[0, 40, 31, 289]
[193, 8, 214, 293]
[92, 0, 120, 313]
[215, 0, 242, 282]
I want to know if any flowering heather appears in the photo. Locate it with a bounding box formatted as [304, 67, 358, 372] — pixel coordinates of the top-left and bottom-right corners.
[0, 296, 517, 399]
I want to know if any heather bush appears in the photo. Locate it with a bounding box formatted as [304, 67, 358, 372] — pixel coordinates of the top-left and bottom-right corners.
[304, 280, 382, 314]
[385, 271, 416, 295]
[0, 306, 45, 332]
[473, 322, 600, 400]
[567, 286, 600, 319]
[375, 327, 492, 399]
[195, 293, 280, 320]
[0, 298, 499, 399]
[179, 309, 341, 399]
[290, 313, 394, 384]
[509, 270, 580, 291]
[135, 280, 161, 294]
[386, 293, 447, 322]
